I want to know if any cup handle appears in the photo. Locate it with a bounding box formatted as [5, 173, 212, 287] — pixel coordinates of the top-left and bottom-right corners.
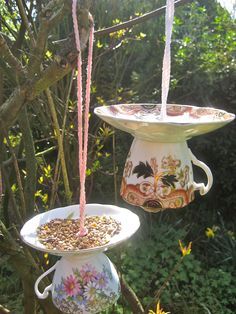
[34, 261, 58, 299]
[188, 149, 213, 195]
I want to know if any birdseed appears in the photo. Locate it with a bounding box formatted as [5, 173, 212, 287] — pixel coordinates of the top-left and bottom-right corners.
[37, 215, 121, 251]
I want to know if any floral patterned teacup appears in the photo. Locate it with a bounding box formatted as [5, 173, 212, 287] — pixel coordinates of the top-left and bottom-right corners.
[121, 138, 213, 212]
[35, 253, 120, 314]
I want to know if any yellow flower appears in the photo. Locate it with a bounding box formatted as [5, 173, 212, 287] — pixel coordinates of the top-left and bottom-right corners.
[149, 301, 170, 314]
[205, 227, 215, 238]
[179, 240, 192, 257]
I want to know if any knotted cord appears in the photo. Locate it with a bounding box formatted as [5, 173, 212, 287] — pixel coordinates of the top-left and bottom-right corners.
[72, 0, 94, 236]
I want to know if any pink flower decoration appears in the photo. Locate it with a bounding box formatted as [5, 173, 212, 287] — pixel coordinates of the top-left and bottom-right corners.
[96, 272, 108, 289]
[63, 275, 81, 297]
[80, 264, 98, 284]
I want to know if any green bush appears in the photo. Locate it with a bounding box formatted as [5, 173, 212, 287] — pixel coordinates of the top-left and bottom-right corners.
[109, 220, 236, 313]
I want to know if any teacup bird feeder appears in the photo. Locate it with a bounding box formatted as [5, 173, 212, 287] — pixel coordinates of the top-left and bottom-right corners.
[21, 204, 140, 313]
[94, 104, 235, 212]
[95, 0, 235, 212]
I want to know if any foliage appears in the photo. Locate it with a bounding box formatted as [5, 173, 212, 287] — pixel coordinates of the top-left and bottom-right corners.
[0, 256, 23, 313]
[109, 219, 236, 313]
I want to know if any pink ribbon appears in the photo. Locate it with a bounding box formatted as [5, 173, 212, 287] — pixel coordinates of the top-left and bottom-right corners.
[160, 0, 175, 119]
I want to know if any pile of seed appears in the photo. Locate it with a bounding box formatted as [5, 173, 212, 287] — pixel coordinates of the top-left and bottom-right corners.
[37, 215, 121, 251]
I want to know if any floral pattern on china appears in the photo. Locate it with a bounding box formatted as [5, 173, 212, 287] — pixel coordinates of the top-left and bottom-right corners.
[121, 154, 194, 211]
[53, 263, 119, 314]
[100, 104, 234, 122]
[94, 104, 235, 143]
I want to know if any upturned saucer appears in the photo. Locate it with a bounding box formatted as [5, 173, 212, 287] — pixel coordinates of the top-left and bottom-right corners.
[94, 104, 235, 142]
[20, 204, 140, 257]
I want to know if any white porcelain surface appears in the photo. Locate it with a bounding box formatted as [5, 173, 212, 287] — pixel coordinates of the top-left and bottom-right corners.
[121, 139, 213, 212]
[94, 104, 235, 142]
[20, 204, 140, 256]
[35, 253, 120, 314]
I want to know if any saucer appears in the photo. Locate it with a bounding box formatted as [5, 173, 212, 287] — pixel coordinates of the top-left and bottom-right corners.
[94, 104, 235, 142]
[20, 204, 140, 257]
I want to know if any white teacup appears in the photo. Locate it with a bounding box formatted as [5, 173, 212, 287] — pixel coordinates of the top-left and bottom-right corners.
[121, 138, 213, 212]
[35, 253, 120, 314]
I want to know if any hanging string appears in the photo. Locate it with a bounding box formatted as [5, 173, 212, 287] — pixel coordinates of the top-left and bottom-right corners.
[72, 0, 94, 236]
[160, 0, 175, 120]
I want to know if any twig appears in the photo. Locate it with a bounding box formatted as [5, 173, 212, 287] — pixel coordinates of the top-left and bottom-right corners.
[145, 258, 183, 313]
[49, 71, 74, 208]
[45, 88, 72, 204]
[120, 274, 144, 313]
[4, 131, 26, 220]
[0, 304, 10, 313]
[0, 34, 25, 77]
[0, 16, 18, 38]
[49, 155, 61, 209]
[62, 71, 74, 140]
[2, 146, 56, 167]
[18, 106, 37, 216]
[16, 0, 36, 46]
[95, 0, 194, 37]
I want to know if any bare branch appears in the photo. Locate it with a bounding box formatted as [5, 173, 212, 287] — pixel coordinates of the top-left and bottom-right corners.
[18, 106, 37, 216]
[28, 0, 71, 76]
[0, 33, 25, 77]
[0, 305, 10, 314]
[16, 0, 36, 46]
[0, 86, 28, 130]
[4, 131, 26, 220]
[45, 88, 72, 203]
[120, 274, 144, 313]
[32, 60, 73, 97]
[95, 0, 194, 37]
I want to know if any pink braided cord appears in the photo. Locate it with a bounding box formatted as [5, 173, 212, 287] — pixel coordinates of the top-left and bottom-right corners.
[72, 0, 94, 236]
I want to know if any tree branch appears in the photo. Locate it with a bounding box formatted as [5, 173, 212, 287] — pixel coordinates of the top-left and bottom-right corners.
[4, 131, 26, 221]
[120, 274, 144, 313]
[28, 0, 71, 76]
[0, 85, 28, 130]
[45, 88, 72, 203]
[16, 0, 36, 46]
[0, 305, 10, 314]
[0, 33, 25, 77]
[18, 106, 37, 216]
[95, 0, 194, 37]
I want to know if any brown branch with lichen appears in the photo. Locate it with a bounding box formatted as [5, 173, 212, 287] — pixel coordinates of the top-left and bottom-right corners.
[0, 3, 90, 131]
[0, 33, 25, 78]
[28, 0, 71, 76]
